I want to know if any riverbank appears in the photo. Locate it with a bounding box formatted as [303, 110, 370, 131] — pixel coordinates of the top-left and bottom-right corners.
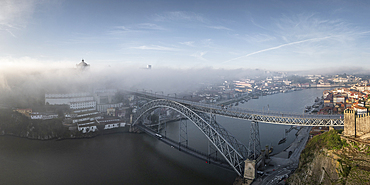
[251, 127, 311, 184]
[0, 126, 131, 141]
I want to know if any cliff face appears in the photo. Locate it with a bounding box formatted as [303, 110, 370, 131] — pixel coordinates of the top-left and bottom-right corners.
[287, 130, 370, 185]
[288, 149, 339, 184]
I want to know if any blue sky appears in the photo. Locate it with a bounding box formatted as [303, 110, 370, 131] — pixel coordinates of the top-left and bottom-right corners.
[1, 0, 370, 71]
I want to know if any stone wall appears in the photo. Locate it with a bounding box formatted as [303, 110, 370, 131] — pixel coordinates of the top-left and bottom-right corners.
[355, 113, 370, 136]
[344, 109, 370, 137]
[344, 109, 356, 136]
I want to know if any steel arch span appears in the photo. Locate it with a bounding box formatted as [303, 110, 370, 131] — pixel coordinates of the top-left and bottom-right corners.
[133, 99, 250, 176]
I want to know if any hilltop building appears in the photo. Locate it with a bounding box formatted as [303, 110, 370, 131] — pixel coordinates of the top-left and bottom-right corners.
[76, 59, 90, 70]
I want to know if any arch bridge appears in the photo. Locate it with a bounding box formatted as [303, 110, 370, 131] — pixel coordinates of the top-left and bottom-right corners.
[131, 92, 344, 178]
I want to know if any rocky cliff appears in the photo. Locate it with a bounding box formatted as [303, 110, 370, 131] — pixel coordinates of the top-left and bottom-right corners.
[288, 130, 370, 185]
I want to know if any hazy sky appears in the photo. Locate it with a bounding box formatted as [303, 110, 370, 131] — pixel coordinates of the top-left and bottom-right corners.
[1, 0, 370, 71]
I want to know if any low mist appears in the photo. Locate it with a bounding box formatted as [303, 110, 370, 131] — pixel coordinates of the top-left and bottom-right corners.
[0, 62, 266, 107]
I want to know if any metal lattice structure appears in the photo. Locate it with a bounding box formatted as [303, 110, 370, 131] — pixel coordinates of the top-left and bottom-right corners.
[133, 99, 250, 176]
[179, 119, 188, 146]
[131, 91, 344, 126]
[131, 91, 344, 177]
[249, 121, 261, 159]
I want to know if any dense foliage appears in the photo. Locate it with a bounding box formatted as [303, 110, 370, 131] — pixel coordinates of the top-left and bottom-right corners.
[0, 109, 71, 139]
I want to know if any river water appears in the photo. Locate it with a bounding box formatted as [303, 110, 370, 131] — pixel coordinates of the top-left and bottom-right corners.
[0, 88, 327, 185]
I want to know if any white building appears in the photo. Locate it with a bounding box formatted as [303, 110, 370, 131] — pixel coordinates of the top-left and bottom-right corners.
[70, 101, 97, 110]
[78, 125, 97, 133]
[30, 113, 58, 120]
[103, 122, 126, 130]
[30, 113, 43, 119]
[45, 93, 93, 105]
[45, 92, 100, 133]
[354, 106, 368, 114]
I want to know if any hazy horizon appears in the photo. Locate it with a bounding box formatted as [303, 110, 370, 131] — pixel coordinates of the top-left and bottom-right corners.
[1, 0, 370, 71]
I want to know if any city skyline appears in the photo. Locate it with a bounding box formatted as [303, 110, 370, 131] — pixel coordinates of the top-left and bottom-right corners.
[1, 0, 370, 71]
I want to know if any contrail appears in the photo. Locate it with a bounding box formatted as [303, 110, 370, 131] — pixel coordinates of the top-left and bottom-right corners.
[224, 36, 332, 63]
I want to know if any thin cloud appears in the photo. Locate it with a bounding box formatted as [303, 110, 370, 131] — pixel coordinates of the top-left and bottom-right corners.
[207, 26, 232, 31]
[191, 51, 208, 61]
[225, 13, 370, 65]
[153, 11, 206, 22]
[250, 18, 268, 30]
[242, 33, 276, 43]
[201, 39, 213, 47]
[3, 29, 17, 38]
[108, 26, 136, 35]
[225, 36, 333, 63]
[0, 0, 36, 37]
[179, 41, 195, 47]
[136, 23, 167, 31]
[109, 23, 166, 34]
[131, 45, 178, 51]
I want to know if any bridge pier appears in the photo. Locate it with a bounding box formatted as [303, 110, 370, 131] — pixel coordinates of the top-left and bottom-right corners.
[249, 121, 261, 159]
[179, 118, 188, 146]
[243, 159, 256, 185]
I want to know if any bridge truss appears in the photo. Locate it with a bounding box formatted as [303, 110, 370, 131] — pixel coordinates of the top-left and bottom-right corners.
[133, 99, 250, 176]
[132, 91, 344, 126]
[131, 91, 344, 177]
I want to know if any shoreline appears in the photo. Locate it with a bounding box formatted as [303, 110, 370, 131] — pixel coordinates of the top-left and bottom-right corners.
[252, 126, 311, 184]
[0, 126, 131, 141]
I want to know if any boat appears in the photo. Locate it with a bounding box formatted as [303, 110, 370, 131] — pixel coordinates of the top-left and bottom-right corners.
[278, 137, 286, 145]
[269, 146, 273, 154]
[304, 106, 311, 112]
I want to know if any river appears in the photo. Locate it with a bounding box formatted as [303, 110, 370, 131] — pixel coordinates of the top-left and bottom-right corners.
[0, 88, 327, 185]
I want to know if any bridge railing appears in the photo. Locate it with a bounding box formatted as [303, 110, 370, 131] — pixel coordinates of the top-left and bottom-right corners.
[132, 91, 343, 120]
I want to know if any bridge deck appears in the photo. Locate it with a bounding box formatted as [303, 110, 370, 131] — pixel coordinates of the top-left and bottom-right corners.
[132, 92, 344, 126]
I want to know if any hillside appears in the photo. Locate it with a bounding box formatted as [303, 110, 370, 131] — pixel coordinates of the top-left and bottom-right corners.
[0, 109, 76, 140]
[287, 130, 370, 184]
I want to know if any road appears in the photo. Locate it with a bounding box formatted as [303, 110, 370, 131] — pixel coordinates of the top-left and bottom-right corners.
[252, 127, 311, 185]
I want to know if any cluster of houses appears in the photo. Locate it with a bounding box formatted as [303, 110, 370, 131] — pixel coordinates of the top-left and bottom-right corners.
[45, 88, 130, 133]
[192, 73, 368, 104]
[14, 108, 59, 120]
[13, 61, 133, 134]
[319, 85, 370, 114]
